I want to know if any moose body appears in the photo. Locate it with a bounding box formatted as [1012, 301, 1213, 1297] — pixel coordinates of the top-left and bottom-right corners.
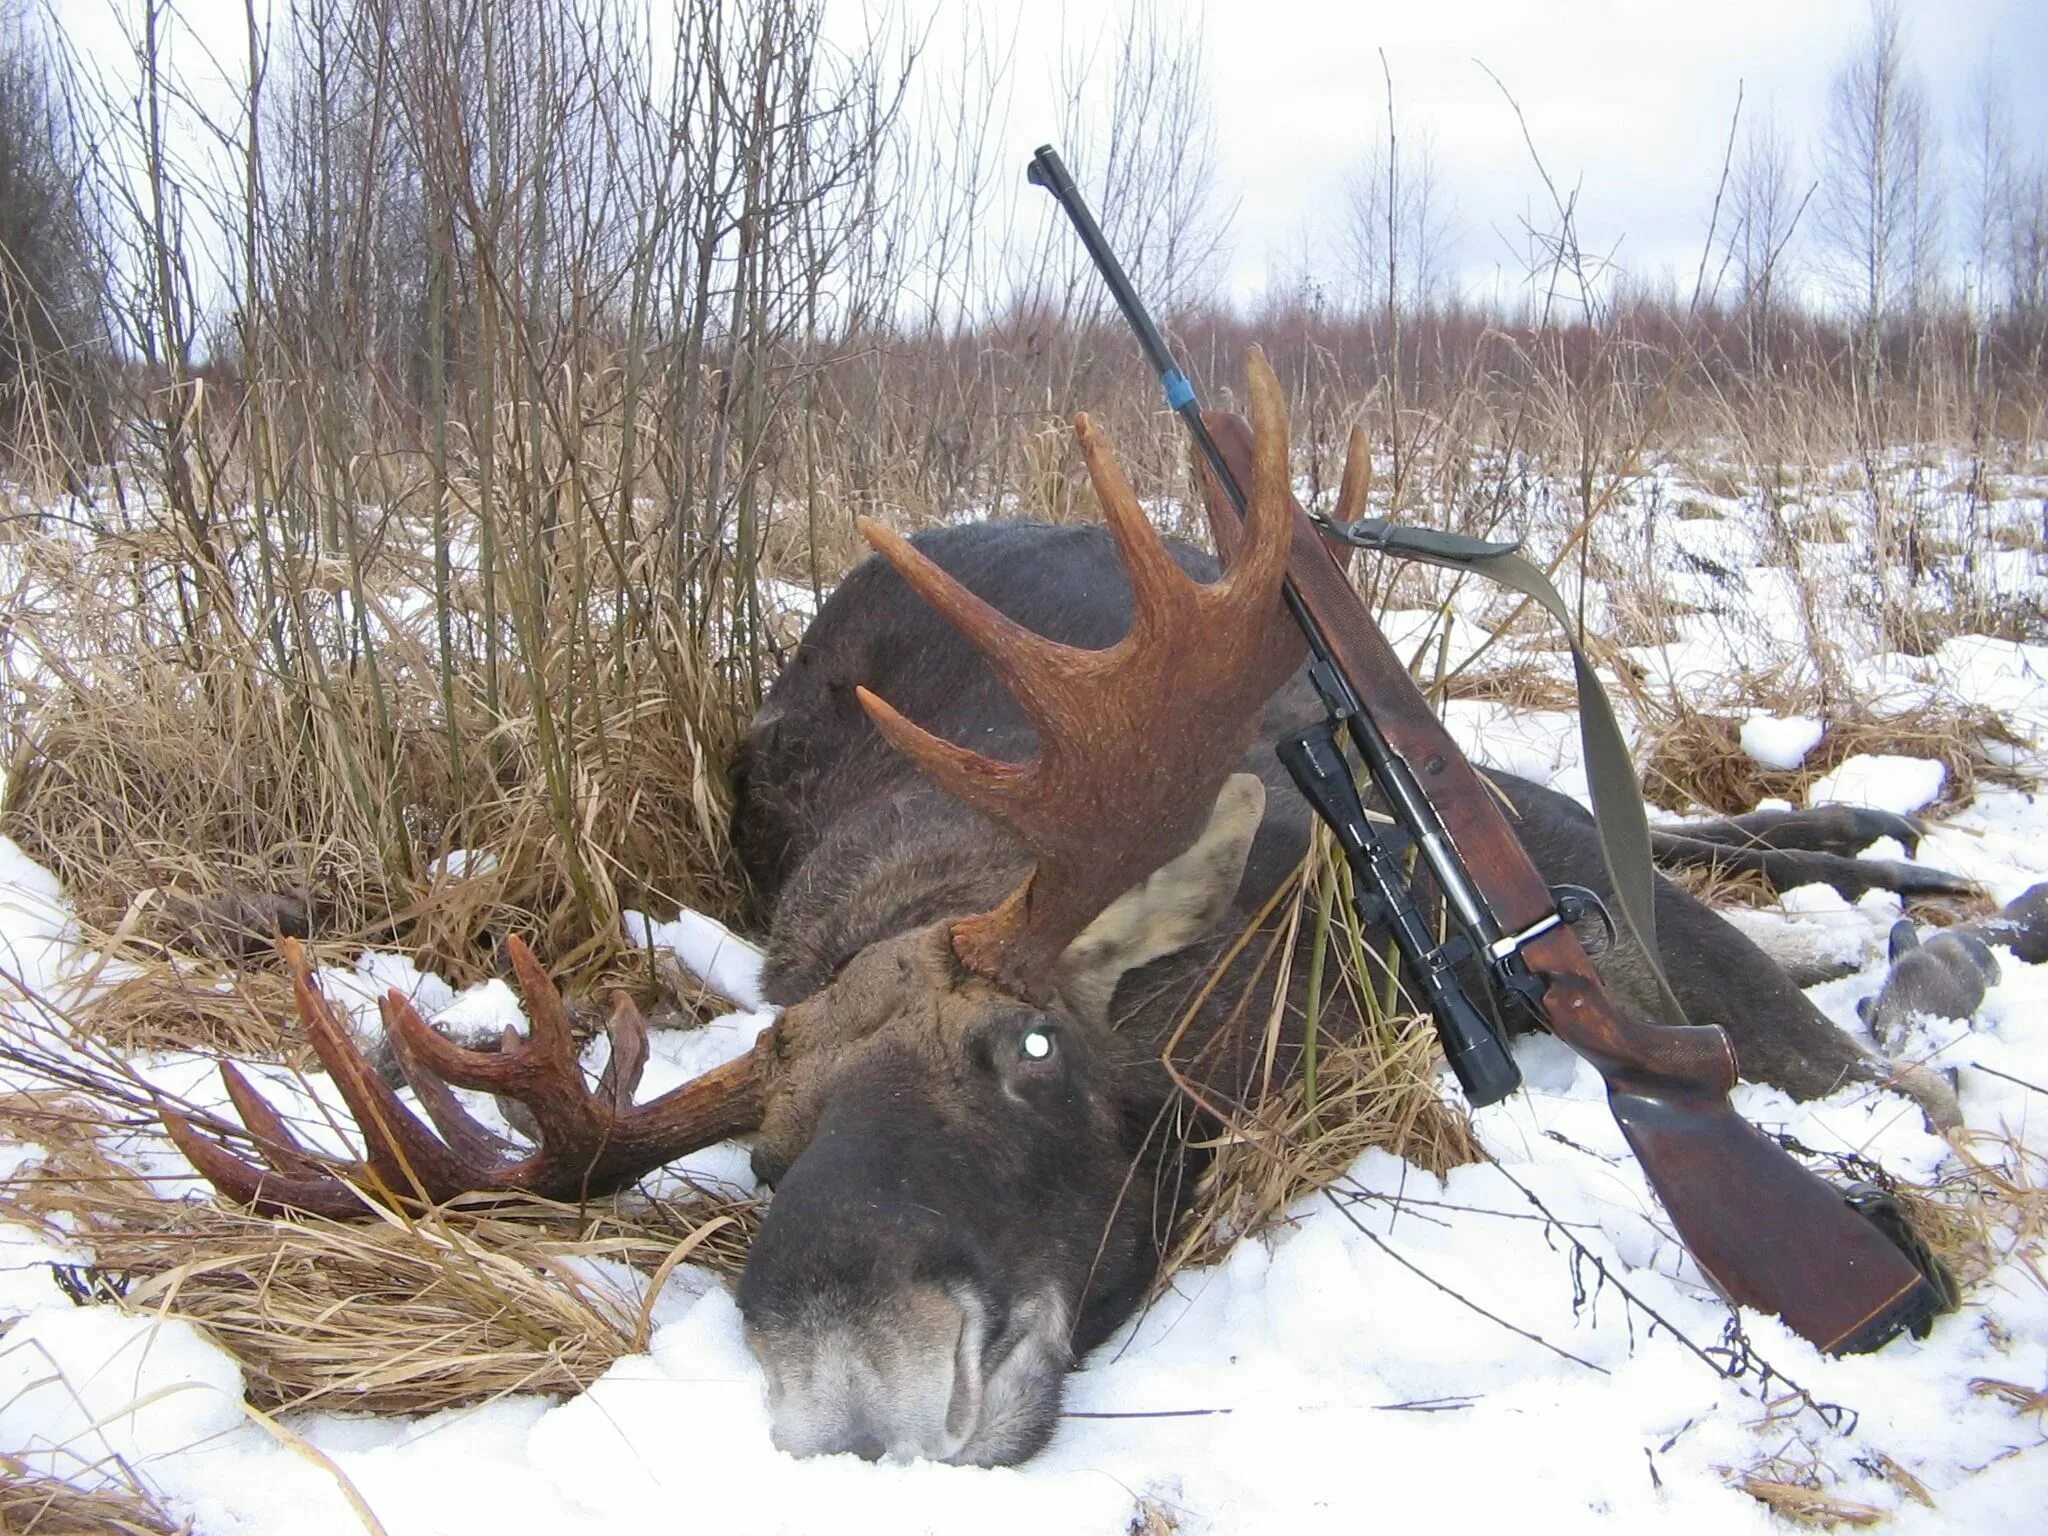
[728, 517, 1946, 1465]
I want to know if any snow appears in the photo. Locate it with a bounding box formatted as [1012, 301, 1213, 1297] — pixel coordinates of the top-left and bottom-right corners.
[1808, 754, 1950, 816]
[1740, 713, 1824, 770]
[624, 906, 769, 1009]
[0, 1307, 246, 1488]
[428, 849, 501, 881]
[1, 447, 2045, 1532]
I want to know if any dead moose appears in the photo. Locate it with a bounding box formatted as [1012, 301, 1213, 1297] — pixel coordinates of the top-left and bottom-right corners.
[168, 357, 1970, 1468]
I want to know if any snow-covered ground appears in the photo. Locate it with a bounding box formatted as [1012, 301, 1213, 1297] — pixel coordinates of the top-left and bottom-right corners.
[1, 450, 2045, 1533]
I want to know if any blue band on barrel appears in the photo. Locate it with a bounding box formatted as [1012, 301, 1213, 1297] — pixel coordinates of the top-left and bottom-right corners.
[1162, 370, 1196, 410]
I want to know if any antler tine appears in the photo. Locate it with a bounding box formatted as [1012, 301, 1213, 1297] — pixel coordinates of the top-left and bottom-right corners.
[166, 935, 779, 1216]
[597, 994, 652, 1114]
[502, 938, 583, 1072]
[158, 1101, 368, 1219]
[1334, 422, 1372, 527]
[854, 516, 1080, 728]
[283, 940, 479, 1200]
[218, 1059, 330, 1178]
[381, 992, 523, 1164]
[1236, 355, 1301, 616]
[1074, 412, 1197, 644]
[855, 349, 1303, 999]
[854, 684, 1028, 824]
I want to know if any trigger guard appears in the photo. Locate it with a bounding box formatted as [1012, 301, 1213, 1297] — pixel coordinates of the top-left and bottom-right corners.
[1552, 884, 1617, 957]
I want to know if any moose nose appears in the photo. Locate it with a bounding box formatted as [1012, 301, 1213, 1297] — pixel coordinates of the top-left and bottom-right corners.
[842, 1428, 887, 1463]
[753, 1283, 982, 1464]
[767, 1404, 899, 1464]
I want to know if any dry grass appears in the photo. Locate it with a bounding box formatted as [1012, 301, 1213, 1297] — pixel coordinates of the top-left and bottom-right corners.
[0, 1460, 182, 1535]
[1737, 1474, 1887, 1528]
[17, 1147, 757, 1417]
[1162, 832, 1485, 1282]
[1788, 505, 1853, 543]
[1167, 1022, 1483, 1278]
[1635, 693, 2023, 816]
[1439, 657, 1580, 711]
[1901, 1131, 2048, 1294]
[1659, 859, 1784, 911]
[101, 1198, 755, 1415]
[73, 962, 306, 1062]
[60, 929, 736, 1064]
[2, 571, 752, 993]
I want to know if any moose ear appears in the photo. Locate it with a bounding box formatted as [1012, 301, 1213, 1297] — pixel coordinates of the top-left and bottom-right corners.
[1053, 773, 1267, 1026]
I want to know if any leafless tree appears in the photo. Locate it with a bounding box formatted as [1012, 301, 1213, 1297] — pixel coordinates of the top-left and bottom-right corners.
[1024, 0, 1232, 324]
[1815, 0, 1940, 391]
[1340, 126, 1455, 317]
[1719, 113, 1806, 372]
[0, 2, 107, 470]
[1954, 57, 2046, 352]
[2010, 162, 2048, 331]
[1958, 56, 2011, 324]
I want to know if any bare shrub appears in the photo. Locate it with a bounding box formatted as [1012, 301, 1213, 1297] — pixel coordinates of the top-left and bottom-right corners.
[0, 7, 108, 476]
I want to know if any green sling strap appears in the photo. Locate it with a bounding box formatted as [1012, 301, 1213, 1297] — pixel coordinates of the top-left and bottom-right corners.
[1316, 514, 1689, 1029]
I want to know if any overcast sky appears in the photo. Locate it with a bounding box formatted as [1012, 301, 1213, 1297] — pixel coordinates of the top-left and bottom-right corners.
[57, 0, 2048, 309]
[837, 0, 2048, 306]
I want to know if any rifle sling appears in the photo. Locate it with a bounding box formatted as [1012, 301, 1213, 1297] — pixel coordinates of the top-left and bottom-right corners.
[1311, 511, 1687, 1027]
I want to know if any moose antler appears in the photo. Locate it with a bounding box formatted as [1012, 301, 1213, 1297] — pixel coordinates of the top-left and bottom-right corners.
[160, 937, 773, 1217]
[853, 350, 1304, 1000]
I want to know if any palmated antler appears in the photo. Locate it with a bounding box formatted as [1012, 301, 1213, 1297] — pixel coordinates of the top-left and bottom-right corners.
[160, 937, 773, 1217]
[854, 350, 1305, 1001]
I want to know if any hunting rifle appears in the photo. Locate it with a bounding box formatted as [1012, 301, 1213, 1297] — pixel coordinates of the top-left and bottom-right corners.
[1027, 144, 1946, 1355]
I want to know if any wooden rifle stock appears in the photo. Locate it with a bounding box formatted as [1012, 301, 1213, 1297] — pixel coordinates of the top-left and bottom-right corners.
[1199, 415, 1943, 1354]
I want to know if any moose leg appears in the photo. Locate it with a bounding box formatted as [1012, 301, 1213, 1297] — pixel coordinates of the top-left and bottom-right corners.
[1646, 830, 1970, 902]
[1647, 804, 1969, 901]
[1667, 804, 1931, 856]
[1503, 780, 1960, 1127]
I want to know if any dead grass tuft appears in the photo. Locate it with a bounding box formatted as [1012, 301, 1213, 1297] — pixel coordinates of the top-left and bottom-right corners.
[74, 960, 306, 1062]
[1736, 1476, 1887, 1528]
[1166, 1020, 1483, 1279]
[1438, 658, 1579, 711]
[23, 1162, 757, 1416]
[1635, 693, 2021, 816]
[1901, 1130, 2048, 1294]
[1691, 464, 1749, 500]
[1787, 505, 1851, 542]
[1660, 859, 1783, 911]
[0, 1460, 182, 1535]
[1162, 834, 1483, 1282]
[2, 478, 754, 1000]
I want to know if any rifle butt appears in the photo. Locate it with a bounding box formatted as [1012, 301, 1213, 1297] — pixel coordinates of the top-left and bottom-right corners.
[1611, 1087, 1944, 1354]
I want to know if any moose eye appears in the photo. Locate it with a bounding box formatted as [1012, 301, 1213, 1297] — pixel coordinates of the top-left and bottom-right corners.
[990, 1019, 1066, 1097]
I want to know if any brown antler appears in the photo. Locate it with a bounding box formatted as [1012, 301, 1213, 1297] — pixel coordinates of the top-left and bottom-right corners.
[160, 937, 773, 1217]
[853, 350, 1303, 1000]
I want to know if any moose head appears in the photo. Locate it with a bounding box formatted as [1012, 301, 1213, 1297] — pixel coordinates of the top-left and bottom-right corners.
[164, 353, 1333, 1465]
